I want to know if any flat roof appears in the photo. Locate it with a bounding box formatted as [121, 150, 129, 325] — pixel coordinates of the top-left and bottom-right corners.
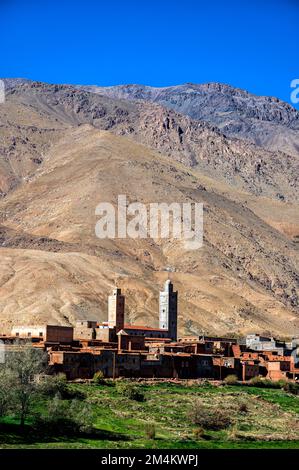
[124, 324, 167, 332]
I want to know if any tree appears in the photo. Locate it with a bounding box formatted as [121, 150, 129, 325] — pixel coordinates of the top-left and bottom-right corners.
[0, 368, 15, 417]
[3, 343, 47, 428]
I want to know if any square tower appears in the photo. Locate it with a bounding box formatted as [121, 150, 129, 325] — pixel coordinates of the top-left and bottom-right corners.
[159, 280, 178, 341]
[108, 288, 125, 332]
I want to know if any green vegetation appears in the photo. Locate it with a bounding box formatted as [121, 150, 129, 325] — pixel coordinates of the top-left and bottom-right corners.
[0, 344, 46, 427]
[92, 371, 105, 385]
[0, 347, 298, 449]
[116, 381, 145, 402]
[190, 401, 231, 430]
[0, 376, 299, 448]
[223, 374, 238, 385]
[144, 423, 156, 440]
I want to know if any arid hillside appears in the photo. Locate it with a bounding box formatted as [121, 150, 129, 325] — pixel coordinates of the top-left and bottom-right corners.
[0, 80, 298, 336]
[4, 81, 298, 202]
[86, 82, 299, 159]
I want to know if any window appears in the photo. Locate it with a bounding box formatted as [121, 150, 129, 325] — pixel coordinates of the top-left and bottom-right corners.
[39, 332, 43, 337]
[16, 332, 19, 337]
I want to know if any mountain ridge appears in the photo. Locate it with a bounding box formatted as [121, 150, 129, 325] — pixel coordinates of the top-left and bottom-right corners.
[81, 81, 299, 159]
[2, 80, 298, 203]
[0, 79, 298, 337]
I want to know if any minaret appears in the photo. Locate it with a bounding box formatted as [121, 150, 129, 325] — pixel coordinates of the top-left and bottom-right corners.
[159, 280, 178, 341]
[108, 288, 125, 332]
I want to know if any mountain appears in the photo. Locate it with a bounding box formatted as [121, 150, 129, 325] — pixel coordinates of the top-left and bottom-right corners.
[0, 79, 298, 337]
[83, 82, 299, 159]
[2, 81, 298, 203]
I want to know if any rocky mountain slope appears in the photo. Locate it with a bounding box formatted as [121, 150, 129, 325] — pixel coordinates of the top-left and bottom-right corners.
[85, 82, 299, 159]
[3, 81, 298, 203]
[0, 80, 298, 336]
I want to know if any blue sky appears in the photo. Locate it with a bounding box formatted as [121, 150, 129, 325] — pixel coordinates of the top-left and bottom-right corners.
[1, 0, 298, 106]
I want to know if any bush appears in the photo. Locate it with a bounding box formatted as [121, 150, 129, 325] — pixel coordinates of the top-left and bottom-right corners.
[223, 374, 238, 385]
[190, 402, 231, 430]
[282, 382, 299, 395]
[248, 376, 263, 387]
[39, 373, 68, 397]
[248, 377, 281, 389]
[34, 396, 94, 435]
[227, 424, 240, 441]
[238, 402, 248, 413]
[144, 423, 156, 439]
[93, 371, 105, 385]
[193, 427, 205, 440]
[116, 382, 145, 402]
[39, 374, 85, 399]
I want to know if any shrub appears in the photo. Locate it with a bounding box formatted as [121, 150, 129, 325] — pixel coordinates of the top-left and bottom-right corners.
[93, 371, 105, 385]
[223, 374, 238, 385]
[227, 424, 240, 441]
[190, 401, 231, 430]
[248, 377, 281, 389]
[238, 402, 248, 413]
[39, 373, 68, 397]
[34, 396, 94, 435]
[63, 386, 86, 400]
[248, 376, 262, 386]
[39, 373, 85, 399]
[144, 423, 156, 440]
[193, 427, 205, 440]
[282, 382, 299, 395]
[116, 382, 145, 402]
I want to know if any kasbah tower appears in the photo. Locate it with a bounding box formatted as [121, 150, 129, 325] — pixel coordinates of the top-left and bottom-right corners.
[107, 280, 178, 341]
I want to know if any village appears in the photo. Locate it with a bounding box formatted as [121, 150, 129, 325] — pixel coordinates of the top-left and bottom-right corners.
[1, 280, 299, 383]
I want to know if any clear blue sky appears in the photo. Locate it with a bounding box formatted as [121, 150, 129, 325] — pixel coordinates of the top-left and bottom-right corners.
[1, 0, 298, 106]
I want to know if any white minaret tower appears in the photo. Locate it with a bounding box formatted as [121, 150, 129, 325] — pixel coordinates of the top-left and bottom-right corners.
[159, 280, 178, 341]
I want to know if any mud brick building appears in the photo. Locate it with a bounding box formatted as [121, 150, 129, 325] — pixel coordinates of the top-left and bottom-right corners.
[11, 324, 73, 344]
[7, 281, 299, 383]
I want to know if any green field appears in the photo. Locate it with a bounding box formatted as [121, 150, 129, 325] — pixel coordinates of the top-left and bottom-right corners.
[0, 381, 299, 449]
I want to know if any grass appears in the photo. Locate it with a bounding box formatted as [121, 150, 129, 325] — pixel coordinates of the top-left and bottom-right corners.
[0, 381, 299, 448]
